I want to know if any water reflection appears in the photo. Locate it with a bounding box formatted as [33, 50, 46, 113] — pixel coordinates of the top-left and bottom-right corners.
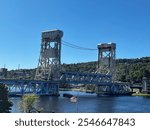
[10, 91, 150, 113]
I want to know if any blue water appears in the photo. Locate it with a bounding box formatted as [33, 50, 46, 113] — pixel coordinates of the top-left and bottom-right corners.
[10, 91, 150, 113]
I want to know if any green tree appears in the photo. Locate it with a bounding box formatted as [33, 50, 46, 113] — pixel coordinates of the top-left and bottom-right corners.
[19, 94, 41, 113]
[143, 69, 150, 78]
[0, 84, 12, 113]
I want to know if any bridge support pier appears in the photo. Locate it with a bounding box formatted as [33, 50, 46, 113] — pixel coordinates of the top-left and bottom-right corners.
[143, 77, 150, 93]
[96, 85, 111, 96]
[96, 83, 132, 96]
[46, 82, 60, 96]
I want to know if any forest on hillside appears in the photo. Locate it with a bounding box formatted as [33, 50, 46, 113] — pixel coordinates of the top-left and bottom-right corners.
[6, 57, 150, 83]
[62, 57, 150, 83]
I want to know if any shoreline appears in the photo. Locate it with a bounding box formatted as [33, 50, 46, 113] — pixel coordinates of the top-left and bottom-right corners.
[60, 88, 150, 97]
[132, 93, 150, 97]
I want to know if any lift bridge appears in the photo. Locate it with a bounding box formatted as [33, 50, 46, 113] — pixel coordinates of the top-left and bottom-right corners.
[0, 30, 131, 96]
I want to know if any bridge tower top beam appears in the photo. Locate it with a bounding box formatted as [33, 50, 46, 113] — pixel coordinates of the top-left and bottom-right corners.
[35, 29, 63, 81]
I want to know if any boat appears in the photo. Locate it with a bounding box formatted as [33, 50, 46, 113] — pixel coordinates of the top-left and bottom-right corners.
[63, 93, 74, 98]
[70, 96, 77, 103]
[63, 93, 78, 103]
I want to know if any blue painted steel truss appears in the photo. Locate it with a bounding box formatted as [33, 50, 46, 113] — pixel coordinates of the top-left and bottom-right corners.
[0, 79, 59, 96]
[0, 72, 133, 96]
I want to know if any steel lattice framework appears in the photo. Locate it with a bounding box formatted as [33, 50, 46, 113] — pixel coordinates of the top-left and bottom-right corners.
[97, 43, 116, 77]
[35, 30, 63, 81]
[0, 79, 59, 96]
[60, 72, 112, 85]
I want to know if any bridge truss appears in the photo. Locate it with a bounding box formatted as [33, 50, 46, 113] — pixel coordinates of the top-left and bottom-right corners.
[0, 79, 59, 96]
[0, 71, 131, 96]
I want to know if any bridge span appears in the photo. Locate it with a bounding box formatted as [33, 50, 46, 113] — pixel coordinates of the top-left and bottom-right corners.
[0, 30, 141, 96]
[0, 71, 134, 96]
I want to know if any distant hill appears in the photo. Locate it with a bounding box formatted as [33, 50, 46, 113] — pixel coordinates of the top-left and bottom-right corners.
[6, 57, 150, 83]
[116, 57, 150, 83]
[62, 57, 150, 83]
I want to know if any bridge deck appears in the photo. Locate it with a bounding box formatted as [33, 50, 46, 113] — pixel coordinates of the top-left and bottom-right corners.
[0, 72, 137, 95]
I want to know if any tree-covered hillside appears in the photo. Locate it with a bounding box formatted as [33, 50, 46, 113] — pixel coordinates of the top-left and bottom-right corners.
[116, 57, 150, 83]
[62, 57, 150, 83]
[5, 57, 150, 83]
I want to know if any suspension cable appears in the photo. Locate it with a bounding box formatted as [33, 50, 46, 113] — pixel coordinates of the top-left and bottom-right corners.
[62, 40, 97, 51]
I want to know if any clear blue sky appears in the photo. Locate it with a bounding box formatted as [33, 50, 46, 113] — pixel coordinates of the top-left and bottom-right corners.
[0, 0, 150, 70]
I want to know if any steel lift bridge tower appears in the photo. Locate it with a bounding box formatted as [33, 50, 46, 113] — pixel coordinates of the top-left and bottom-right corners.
[96, 43, 131, 95]
[0, 30, 63, 96]
[97, 43, 116, 77]
[35, 30, 63, 81]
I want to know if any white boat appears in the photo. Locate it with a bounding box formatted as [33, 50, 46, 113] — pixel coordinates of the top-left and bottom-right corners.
[70, 96, 77, 103]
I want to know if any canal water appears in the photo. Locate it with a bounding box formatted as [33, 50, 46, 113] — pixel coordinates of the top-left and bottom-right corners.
[10, 91, 150, 113]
